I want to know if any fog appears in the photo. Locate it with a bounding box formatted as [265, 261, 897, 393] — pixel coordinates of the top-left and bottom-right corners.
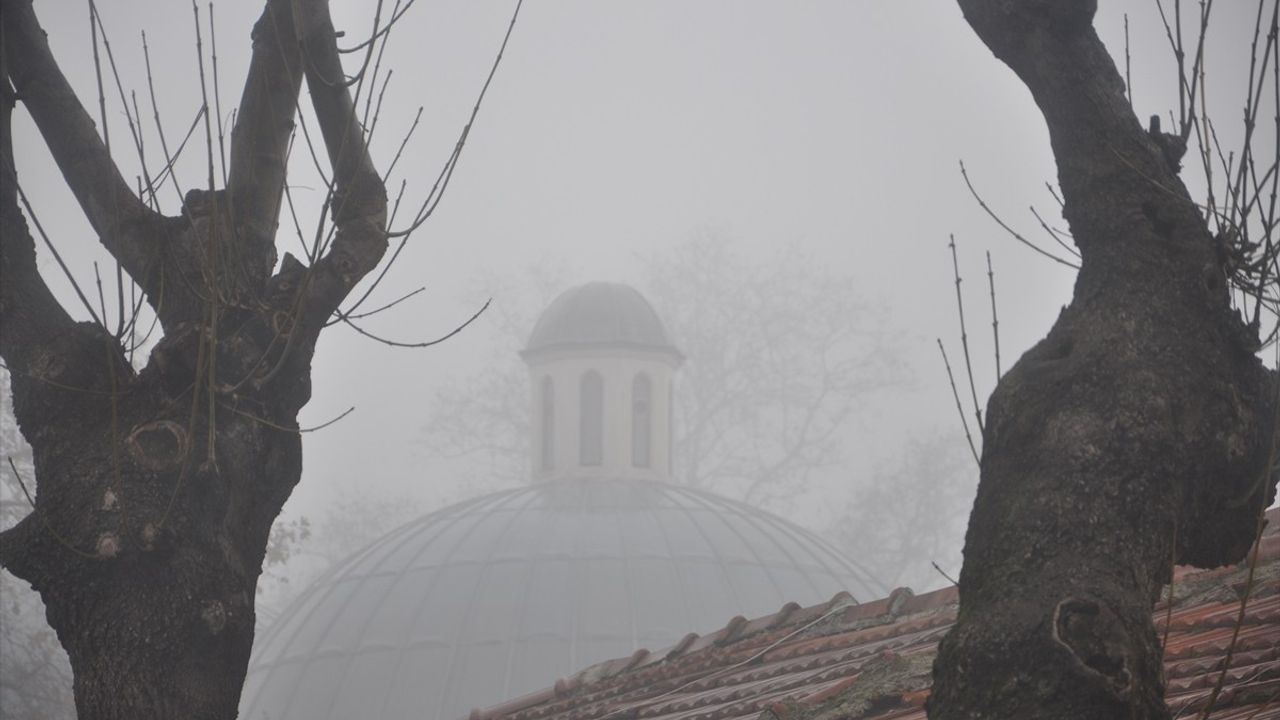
[0, 1, 1268, 717]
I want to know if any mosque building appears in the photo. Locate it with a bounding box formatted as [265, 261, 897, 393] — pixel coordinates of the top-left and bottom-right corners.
[239, 282, 885, 720]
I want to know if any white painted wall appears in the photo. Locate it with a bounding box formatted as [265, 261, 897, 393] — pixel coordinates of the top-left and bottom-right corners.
[526, 347, 680, 482]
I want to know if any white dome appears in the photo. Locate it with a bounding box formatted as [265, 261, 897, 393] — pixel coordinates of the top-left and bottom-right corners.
[241, 478, 885, 720]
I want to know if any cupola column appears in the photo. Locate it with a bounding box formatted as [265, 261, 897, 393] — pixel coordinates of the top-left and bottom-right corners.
[520, 283, 683, 483]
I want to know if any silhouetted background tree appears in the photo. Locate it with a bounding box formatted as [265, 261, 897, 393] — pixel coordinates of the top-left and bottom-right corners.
[419, 232, 904, 503]
[416, 235, 984, 597]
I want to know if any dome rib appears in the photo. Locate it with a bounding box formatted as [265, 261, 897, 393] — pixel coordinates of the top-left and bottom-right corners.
[614, 493, 642, 651]
[695, 487, 888, 602]
[278, 490, 525, 720]
[701, 481, 890, 599]
[635, 484, 697, 644]
[385, 488, 535, 720]
[661, 487, 756, 622]
[674, 487, 825, 609]
[435, 487, 542, 714]
[242, 479, 884, 720]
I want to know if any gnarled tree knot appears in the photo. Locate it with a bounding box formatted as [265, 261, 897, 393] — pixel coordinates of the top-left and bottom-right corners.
[126, 420, 190, 472]
[1052, 597, 1135, 699]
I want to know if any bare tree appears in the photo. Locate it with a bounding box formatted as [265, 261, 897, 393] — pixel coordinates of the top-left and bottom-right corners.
[0, 1, 514, 716]
[650, 234, 901, 505]
[929, 3, 1279, 718]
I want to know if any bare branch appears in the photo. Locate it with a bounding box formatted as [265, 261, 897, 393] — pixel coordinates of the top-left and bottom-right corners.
[290, 0, 388, 326]
[949, 234, 984, 434]
[142, 29, 190, 205]
[2, 0, 163, 285]
[937, 339, 980, 468]
[208, 3, 229, 188]
[336, 297, 489, 348]
[0, 51, 80, 378]
[987, 251, 1001, 380]
[227, 0, 303, 277]
[15, 183, 101, 326]
[387, 0, 523, 238]
[959, 161, 1080, 269]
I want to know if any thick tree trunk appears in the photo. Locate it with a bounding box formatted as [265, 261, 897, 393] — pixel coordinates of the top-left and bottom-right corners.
[6, 363, 303, 720]
[928, 3, 1278, 719]
[0, 0, 388, 716]
[0, 142, 314, 720]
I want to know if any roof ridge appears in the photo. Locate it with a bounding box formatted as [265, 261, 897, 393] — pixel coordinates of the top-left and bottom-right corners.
[466, 586, 961, 720]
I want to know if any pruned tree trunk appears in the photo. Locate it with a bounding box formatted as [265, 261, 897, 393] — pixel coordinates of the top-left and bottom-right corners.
[928, 3, 1278, 719]
[0, 0, 388, 717]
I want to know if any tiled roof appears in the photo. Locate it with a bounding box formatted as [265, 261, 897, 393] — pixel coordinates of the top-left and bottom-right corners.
[472, 509, 1280, 720]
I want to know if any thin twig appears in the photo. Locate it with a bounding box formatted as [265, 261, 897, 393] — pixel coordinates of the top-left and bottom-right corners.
[220, 403, 356, 434]
[143, 29, 188, 204]
[1029, 205, 1081, 259]
[88, 0, 111, 162]
[1197, 342, 1280, 719]
[191, 0, 216, 194]
[1160, 519, 1178, 660]
[388, 0, 524, 238]
[93, 262, 109, 326]
[338, 297, 491, 348]
[959, 161, 1080, 269]
[987, 251, 1002, 380]
[105, 338, 130, 536]
[85, 4, 137, 337]
[949, 235, 984, 434]
[1125, 13, 1133, 107]
[343, 286, 426, 320]
[1194, 507, 1268, 719]
[208, 2, 228, 187]
[15, 183, 103, 326]
[931, 560, 958, 586]
[938, 339, 980, 467]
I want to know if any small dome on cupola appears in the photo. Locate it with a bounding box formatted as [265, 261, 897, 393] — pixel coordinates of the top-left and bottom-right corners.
[522, 282, 682, 360]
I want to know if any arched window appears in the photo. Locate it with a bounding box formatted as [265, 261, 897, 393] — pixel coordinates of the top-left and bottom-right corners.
[540, 377, 555, 471]
[631, 374, 652, 468]
[579, 371, 604, 466]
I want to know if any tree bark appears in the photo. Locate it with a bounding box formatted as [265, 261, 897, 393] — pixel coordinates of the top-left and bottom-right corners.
[928, 3, 1278, 719]
[0, 0, 387, 717]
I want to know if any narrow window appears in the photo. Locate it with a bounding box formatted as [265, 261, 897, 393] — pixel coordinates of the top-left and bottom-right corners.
[631, 374, 652, 468]
[580, 371, 604, 466]
[540, 376, 555, 471]
[668, 383, 676, 475]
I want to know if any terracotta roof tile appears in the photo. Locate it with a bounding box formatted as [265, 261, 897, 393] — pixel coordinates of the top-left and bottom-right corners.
[476, 509, 1280, 720]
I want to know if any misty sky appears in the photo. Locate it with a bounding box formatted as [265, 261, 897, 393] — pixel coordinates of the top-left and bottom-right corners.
[9, 2, 1264, 535]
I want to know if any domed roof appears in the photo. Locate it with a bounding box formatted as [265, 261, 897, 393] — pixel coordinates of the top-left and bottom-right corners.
[240, 478, 884, 720]
[523, 283, 680, 358]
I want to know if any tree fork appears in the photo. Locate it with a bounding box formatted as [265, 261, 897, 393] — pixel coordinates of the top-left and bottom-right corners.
[928, 3, 1278, 719]
[0, 0, 391, 715]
